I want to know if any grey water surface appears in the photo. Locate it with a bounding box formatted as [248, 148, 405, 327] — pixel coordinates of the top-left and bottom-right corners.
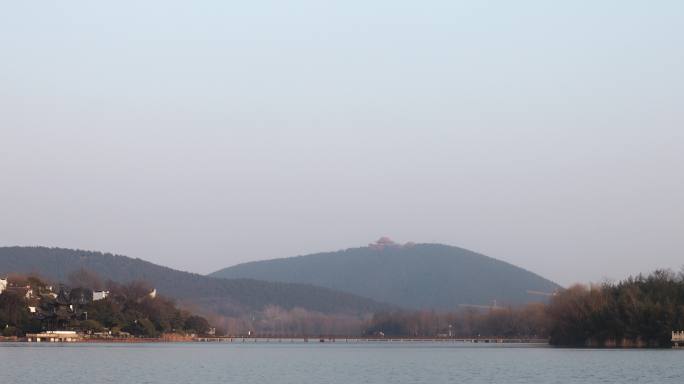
[1, 342, 681, 383]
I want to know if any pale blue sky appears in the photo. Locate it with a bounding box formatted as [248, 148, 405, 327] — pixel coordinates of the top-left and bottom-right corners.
[1, 1, 682, 285]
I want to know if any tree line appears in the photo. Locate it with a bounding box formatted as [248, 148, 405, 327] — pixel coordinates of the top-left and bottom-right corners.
[361, 270, 684, 347]
[547, 269, 684, 347]
[5, 269, 684, 346]
[0, 271, 211, 338]
[363, 303, 548, 339]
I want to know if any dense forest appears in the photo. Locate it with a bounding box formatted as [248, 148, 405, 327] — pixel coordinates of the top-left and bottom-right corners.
[0, 272, 211, 338]
[547, 270, 684, 347]
[212, 240, 560, 310]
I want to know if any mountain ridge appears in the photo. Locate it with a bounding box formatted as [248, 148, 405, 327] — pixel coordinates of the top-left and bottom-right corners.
[0, 246, 391, 316]
[211, 240, 561, 310]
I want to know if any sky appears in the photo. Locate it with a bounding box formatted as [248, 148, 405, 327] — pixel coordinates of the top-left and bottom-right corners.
[1, 1, 682, 286]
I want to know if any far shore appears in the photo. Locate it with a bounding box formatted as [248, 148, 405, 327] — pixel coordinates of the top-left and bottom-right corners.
[5, 336, 682, 348]
[1, 335, 549, 344]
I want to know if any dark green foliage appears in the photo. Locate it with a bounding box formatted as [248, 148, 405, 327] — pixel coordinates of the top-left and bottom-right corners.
[2, 326, 20, 337]
[79, 319, 104, 332]
[548, 270, 684, 347]
[0, 247, 390, 316]
[0, 276, 212, 337]
[0, 292, 31, 331]
[124, 318, 158, 338]
[211, 243, 560, 310]
[184, 315, 210, 334]
[86, 298, 126, 328]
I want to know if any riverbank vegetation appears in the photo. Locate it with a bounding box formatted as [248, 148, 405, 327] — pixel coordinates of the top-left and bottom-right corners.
[360, 270, 684, 347]
[364, 303, 548, 339]
[547, 270, 684, 347]
[0, 274, 212, 338]
[4, 269, 683, 347]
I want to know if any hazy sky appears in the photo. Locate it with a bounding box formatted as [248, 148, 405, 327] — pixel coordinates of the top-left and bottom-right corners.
[1, 1, 682, 286]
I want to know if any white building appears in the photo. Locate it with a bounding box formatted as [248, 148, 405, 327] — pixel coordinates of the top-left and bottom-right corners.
[148, 289, 157, 299]
[26, 331, 81, 343]
[0, 277, 7, 295]
[92, 290, 110, 301]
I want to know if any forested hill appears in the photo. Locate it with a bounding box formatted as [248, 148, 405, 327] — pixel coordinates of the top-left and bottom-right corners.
[211, 240, 561, 310]
[0, 247, 390, 316]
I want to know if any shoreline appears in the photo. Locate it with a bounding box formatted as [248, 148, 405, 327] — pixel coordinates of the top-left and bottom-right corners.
[4, 336, 679, 348]
[1, 336, 549, 344]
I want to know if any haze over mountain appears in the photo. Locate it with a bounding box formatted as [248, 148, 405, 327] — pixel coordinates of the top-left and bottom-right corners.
[0, 246, 389, 317]
[211, 238, 561, 310]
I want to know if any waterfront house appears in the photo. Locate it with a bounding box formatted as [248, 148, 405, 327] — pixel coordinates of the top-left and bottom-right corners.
[26, 331, 81, 343]
[39, 286, 83, 329]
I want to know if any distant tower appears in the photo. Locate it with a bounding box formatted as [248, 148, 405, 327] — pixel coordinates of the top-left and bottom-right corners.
[369, 237, 403, 250]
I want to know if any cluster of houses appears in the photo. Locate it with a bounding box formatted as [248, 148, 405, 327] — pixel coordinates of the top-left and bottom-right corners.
[1, 275, 110, 300]
[1, 277, 112, 330]
[1, 275, 157, 342]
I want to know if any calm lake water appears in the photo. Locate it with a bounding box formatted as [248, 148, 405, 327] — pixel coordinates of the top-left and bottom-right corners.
[1, 342, 682, 383]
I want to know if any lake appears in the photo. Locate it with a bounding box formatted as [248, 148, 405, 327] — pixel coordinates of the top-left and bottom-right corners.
[1, 342, 682, 383]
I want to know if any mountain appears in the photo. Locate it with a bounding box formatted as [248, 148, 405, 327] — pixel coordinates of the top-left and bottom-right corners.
[0, 246, 390, 316]
[210, 239, 561, 310]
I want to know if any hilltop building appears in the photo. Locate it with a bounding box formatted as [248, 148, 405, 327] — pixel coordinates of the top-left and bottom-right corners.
[368, 237, 415, 250]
